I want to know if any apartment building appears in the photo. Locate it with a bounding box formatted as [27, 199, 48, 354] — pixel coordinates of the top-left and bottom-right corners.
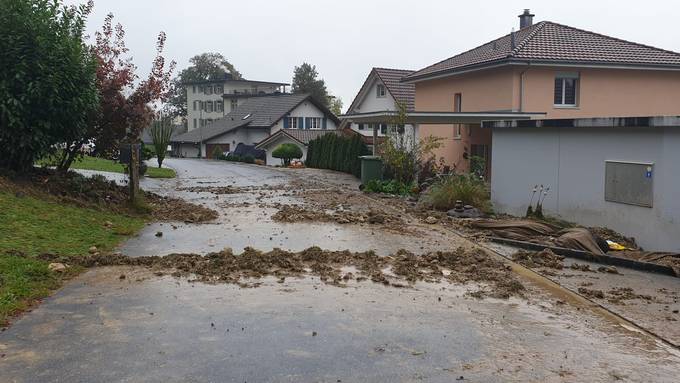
[186, 73, 288, 131]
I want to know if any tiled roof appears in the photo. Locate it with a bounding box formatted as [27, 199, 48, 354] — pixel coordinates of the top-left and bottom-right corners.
[374, 68, 415, 111]
[405, 21, 680, 82]
[172, 93, 339, 143]
[256, 129, 343, 149]
[347, 68, 415, 114]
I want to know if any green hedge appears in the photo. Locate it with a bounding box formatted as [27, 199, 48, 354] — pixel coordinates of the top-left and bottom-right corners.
[305, 133, 369, 177]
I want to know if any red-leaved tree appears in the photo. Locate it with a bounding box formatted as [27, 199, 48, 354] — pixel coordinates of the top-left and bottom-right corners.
[58, 13, 175, 171]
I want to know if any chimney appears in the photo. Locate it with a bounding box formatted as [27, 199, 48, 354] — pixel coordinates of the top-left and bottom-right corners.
[518, 9, 534, 29]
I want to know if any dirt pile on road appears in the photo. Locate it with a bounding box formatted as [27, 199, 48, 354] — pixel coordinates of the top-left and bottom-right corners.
[146, 194, 218, 223]
[271, 204, 398, 227]
[512, 249, 564, 270]
[35, 246, 524, 299]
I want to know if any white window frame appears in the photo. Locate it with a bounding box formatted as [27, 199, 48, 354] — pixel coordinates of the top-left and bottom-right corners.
[308, 117, 322, 130]
[206, 101, 214, 113]
[230, 99, 238, 111]
[554, 72, 579, 107]
[454, 93, 462, 112]
[376, 84, 386, 98]
[288, 117, 298, 129]
[193, 100, 198, 111]
[216, 101, 223, 112]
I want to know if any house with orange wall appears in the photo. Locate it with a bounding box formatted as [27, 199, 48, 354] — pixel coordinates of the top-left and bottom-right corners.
[401, 10, 680, 175]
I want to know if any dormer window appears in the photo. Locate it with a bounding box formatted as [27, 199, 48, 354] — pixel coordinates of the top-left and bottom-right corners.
[376, 84, 386, 98]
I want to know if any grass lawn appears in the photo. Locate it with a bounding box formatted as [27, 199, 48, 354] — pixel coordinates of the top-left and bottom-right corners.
[69, 155, 176, 178]
[0, 190, 146, 325]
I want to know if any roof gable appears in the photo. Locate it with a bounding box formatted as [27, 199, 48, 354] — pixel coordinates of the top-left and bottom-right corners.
[172, 93, 339, 143]
[405, 21, 680, 82]
[347, 68, 415, 114]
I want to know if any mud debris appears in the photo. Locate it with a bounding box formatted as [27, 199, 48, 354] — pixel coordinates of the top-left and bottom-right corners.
[32, 247, 525, 299]
[607, 287, 654, 305]
[578, 287, 605, 299]
[177, 185, 242, 194]
[146, 194, 218, 223]
[511, 249, 564, 270]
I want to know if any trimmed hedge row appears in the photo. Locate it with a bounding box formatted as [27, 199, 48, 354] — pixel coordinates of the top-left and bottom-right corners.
[305, 133, 369, 177]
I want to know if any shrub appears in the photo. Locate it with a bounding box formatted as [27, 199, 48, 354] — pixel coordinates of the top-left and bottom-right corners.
[272, 143, 303, 166]
[422, 174, 492, 212]
[306, 133, 369, 177]
[243, 155, 255, 164]
[364, 179, 415, 196]
[142, 146, 156, 161]
[0, 0, 98, 171]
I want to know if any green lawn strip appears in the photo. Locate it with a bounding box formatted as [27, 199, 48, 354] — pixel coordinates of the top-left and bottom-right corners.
[0, 191, 146, 325]
[37, 154, 176, 179]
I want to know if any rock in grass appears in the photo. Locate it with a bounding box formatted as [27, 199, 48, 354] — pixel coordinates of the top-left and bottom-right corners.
[48, 263, 67, 273]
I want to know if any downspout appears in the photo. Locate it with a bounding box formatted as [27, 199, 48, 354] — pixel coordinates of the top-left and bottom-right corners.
[518, 63, 531, 112]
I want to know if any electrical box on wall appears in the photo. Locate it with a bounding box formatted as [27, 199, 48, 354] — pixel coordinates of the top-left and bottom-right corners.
[604, 161, 654, 207]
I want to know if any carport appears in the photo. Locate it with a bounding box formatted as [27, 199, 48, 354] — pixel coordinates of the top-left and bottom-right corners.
[340, 110, 545, 155]
[341, 110, 545, 176]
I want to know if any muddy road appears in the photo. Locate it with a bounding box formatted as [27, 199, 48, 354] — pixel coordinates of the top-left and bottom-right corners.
[2, 159, 680, 382]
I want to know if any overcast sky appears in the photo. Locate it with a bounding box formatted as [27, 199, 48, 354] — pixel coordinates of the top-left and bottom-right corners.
[67, 0, 680, 112]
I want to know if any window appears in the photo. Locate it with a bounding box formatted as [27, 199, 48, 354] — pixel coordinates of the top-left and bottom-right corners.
[193, 119, 197, 129]
[198, 86, 204, 93]
[193, 100, 198, 111]
[215, 101, 223, 112]
[206, 101, 214, 113]
[376, 84, 386, 98]
[192, 85, 196, 93]
[287, 117, 298, 129]
[308, 117, 322, 130]
[358, 123, 364, 131]
[205, 86, 213, 95]
[380, 124, 387, 135]
[230, 99, 238, 111]
[554, 73, 579, 106]
[214, 85, 223, 94]
[454, 93, 462, 112]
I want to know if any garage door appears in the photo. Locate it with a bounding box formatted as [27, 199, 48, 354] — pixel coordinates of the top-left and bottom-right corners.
[205, 144, 230, 159]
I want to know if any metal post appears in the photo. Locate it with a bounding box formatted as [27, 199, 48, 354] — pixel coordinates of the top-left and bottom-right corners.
[129, 144, 140, 202]
[372, 124, 378, 155]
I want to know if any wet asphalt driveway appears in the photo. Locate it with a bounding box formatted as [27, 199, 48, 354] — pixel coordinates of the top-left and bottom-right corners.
[2, 159, 680, 382]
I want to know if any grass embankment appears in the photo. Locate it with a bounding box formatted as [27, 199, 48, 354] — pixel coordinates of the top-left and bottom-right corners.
[0, 189, 145, 326]
[70, 155, 176, 178]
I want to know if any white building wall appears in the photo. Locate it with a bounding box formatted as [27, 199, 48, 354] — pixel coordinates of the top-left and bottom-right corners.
[262, 135, 308, 166]
[270, 100, 337, 134]
[491, 126, 680, 252]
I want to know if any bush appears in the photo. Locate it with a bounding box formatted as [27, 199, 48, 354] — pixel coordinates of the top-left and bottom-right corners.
[0, 0, 98, 171]
[306, 133, 369, 177]
[422, 174, 491, 212]
[243, 155, 255, 164]
[364, 179, 415, 196]
[142, 145, 156, 161]
[272, 143, 303, 166]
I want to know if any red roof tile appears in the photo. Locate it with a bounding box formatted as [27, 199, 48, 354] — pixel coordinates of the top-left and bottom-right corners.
[405, 21, 680, 82]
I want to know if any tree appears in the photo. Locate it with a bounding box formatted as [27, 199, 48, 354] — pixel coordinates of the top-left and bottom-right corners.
[291, 62, 330, 107]
[57, 13, 175, 172]
[272, 143, 303, 166]
[166, 52, 242, 117]
[0, 0, 98, 171]
[150, 116, 173, 168]
[329, 96, 343, 116]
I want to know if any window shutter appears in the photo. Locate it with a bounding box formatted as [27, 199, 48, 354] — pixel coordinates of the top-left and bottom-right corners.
[283, 116, 289, 129]
[305, 117, 311, 130]
[322, 117, 327, 130]
[298, 117, 304, 130]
